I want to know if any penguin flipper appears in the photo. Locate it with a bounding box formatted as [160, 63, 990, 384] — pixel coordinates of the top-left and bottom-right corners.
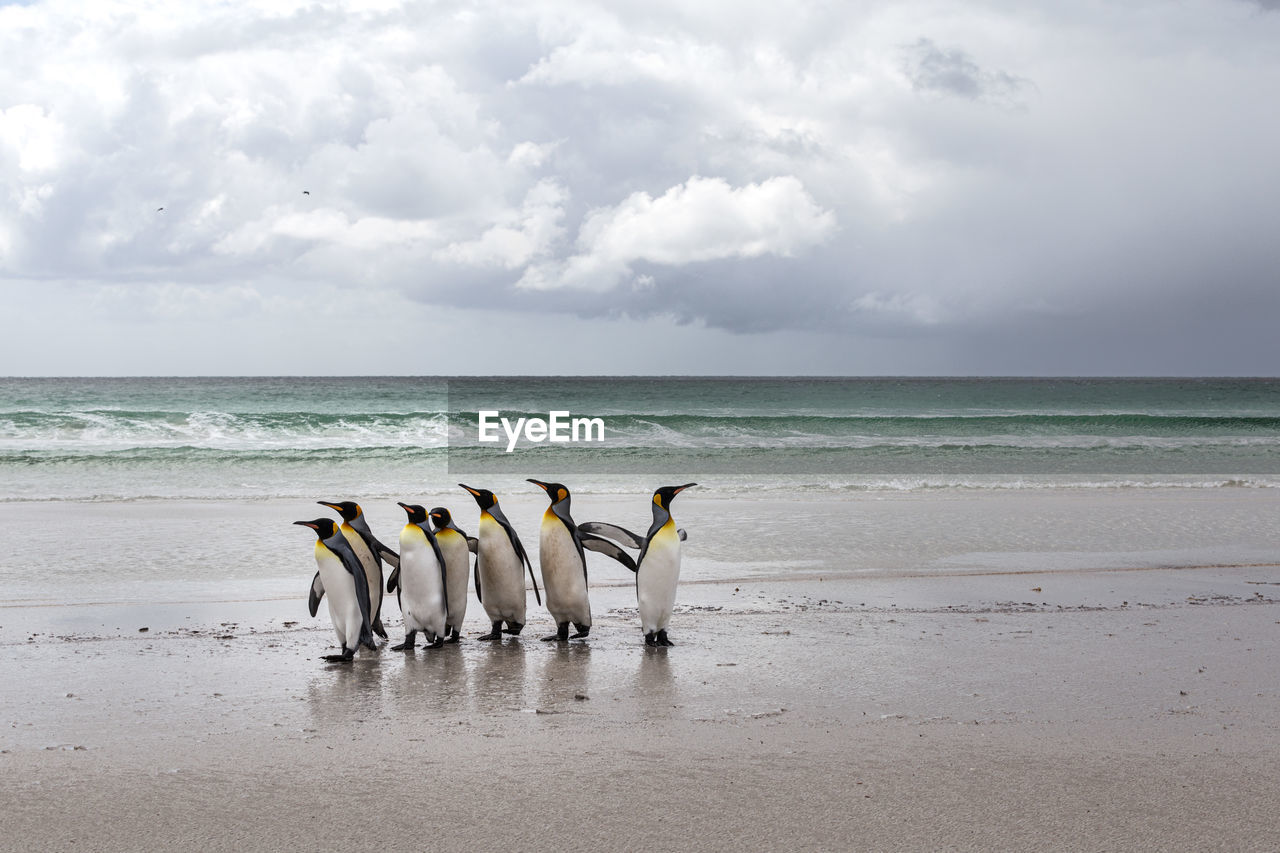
[371, 571, 387, 638]
[428, 529, 449, 624]
[578, 521, 643, 550]
[376, 541, 400, 569]
[387, 566, 400, 594]
[466, 537, 478, 554]
[308, 572, 325, 617]
[526, 553, 542, 606]
[581, 532, 638, 572]
[474, 562, 483, 604]
[439, 555, 450, 625]
[356, 586, 377, 649]
[678, 528, 688, 542]
[334, 538, 376, 649]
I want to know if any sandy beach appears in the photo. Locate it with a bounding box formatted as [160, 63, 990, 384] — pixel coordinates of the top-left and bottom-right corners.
[4, 559, 1279, 851]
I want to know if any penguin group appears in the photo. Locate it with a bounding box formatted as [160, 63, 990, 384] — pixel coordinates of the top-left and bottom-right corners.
[293, 482, 696, 662]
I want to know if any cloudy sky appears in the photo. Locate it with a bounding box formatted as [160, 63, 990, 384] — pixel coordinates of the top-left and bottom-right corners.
[2, 0, 1279, 375]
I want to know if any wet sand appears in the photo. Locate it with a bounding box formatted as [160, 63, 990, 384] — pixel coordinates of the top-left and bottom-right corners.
[3, 569, 1279, 851]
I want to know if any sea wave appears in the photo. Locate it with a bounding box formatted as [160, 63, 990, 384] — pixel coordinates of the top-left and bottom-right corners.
[5, 408, 1280, 455]
[0, 410, 450, 451]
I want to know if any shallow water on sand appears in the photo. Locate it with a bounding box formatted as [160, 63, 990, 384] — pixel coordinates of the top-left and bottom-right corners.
[2, 488, 1277, 617]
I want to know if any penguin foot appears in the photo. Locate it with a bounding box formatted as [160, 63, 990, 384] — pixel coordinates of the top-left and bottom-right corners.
[390, 641, 414, 651]
[644, 632, 657, 647]
[426, 635, 444, 649]
[541, 622, 570, 642]
[570, 624, 591, 639]
[444, 628, 462, 644]
[656, 630, 674, 647]
[322, 649, 355, 662]
[502, 621, 524, 635]
[477, 621, 504, 640]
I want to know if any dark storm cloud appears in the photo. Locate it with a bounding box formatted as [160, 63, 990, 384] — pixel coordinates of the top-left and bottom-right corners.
[901, 38, 1031, 107]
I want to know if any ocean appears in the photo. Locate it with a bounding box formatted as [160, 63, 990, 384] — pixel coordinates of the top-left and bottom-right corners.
[2, 377, 1279, 609]
[6, 376, 1280, 501]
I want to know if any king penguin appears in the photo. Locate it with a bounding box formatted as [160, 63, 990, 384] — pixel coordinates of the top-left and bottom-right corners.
[294, 517, 377, 662]
[527, 479, 637, 641]
[459, 484, 541, 640]
[580, 484, 696, 646]
[392, 503, 449, 651]
[317, 499, 399, 639]
[428, 507, 477, 643]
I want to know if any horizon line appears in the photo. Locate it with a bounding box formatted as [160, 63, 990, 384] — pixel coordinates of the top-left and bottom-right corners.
[4, 374, 1280, 381]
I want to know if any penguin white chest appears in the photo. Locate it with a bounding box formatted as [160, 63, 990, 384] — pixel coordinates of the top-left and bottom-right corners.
[314, 543, 363, 649]
[637, 522, 681, 633]
[476, 514, 526, 622]
[436, 530, 471, 627]
[539, 513, 590, 626]
[398, 526, 447, 637]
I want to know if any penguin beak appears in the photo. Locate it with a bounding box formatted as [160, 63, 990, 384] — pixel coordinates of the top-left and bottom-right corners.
[673, 483, 697, 494]
[317, 500, 339, 510]
[527, 479, 549, 491]
[458, 484, 480, 497]
[397, 501, 412, 514]
[292, 520, 318, 530]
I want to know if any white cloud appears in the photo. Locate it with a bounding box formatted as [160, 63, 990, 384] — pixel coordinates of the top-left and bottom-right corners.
[433, 179, 567, 269]
[214, 208, 440, 255]
[0, 104, 66, 172]
[519, 27, 727, 89]
[518, 175, 835, 291]
[507, 140, 560, 169]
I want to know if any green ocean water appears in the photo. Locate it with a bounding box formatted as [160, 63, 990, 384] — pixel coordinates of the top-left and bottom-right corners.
[3, 377, 1280, 500]
[3, 377, 1280, 608]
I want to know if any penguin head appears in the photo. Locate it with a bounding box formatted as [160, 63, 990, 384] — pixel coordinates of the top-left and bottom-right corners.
[428, 507, 453, 529]
[397, 502, 428, 524]
[317, 500, 362, 521]
[293, 518, 339, 539]
[458, 484, 497, 510]
[653, 483, 697, 510]
[527, 478, 571, 507]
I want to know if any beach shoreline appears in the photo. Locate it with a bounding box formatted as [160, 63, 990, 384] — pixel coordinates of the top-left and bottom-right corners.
[4, 568, 1278, 852]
